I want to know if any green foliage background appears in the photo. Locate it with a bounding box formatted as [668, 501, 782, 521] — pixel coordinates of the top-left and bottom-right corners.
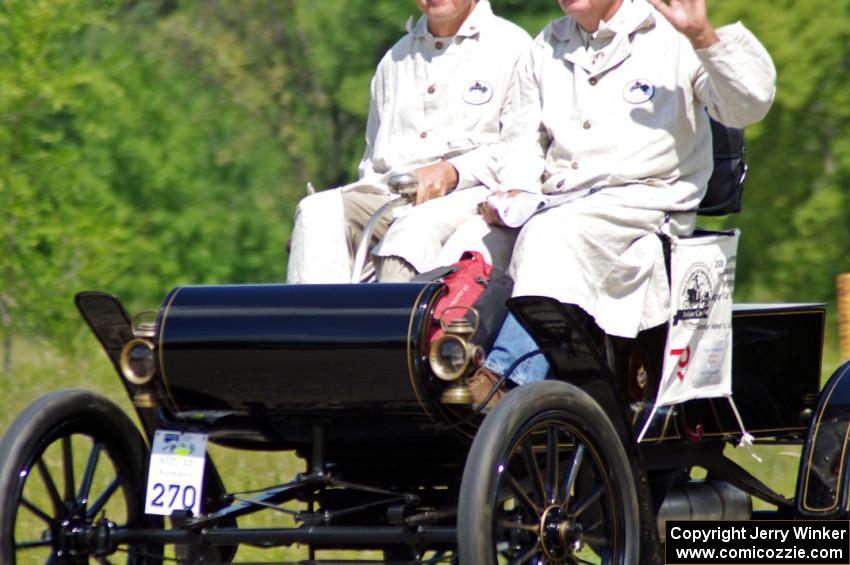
[2, 0, 848, 364]
[0, 0, 846, 561]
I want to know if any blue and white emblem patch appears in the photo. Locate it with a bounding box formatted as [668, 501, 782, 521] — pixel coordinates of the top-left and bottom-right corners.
[623, 79, 655, 104]
[463, 80, 493, 105]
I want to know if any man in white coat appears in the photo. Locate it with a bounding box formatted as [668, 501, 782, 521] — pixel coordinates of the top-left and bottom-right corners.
[286, 0, 530, 283]
[465, 0, 776, 405]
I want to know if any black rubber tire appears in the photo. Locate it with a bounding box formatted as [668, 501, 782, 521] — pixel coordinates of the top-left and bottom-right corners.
[0, 389, 163, 564]
[457, 380, 639, 564]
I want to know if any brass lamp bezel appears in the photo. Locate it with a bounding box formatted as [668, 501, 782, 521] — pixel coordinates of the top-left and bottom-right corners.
[119, 338, 156, 386]
[429, 334, 473, 382]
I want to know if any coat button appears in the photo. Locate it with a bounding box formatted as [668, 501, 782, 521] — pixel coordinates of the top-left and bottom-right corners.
[435, 41, 444, 49]
[589, 77, 598, 86]
[420, 132, 428, 139]
[571, 161, 579, 170]
[427, 85, 436, 94]
[582, 120, 592, 130]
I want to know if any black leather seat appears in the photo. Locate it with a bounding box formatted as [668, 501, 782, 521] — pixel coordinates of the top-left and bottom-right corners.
[696, 118, 747, 216]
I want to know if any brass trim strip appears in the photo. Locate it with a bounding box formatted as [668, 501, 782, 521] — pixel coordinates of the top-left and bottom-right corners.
[637, 424, 808, 444]
[801, 361, 850, 512]
[407, 284, 438, 419]
[733, 309, 825, 318]
[157, 287, 183, 411]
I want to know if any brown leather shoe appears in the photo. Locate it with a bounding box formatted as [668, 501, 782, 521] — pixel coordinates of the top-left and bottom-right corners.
[467, 367, 506, 410]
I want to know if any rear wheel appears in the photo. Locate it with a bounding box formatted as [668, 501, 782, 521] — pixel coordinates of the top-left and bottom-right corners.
[0, 389, 162, 563]
[458, 381, 639, 564]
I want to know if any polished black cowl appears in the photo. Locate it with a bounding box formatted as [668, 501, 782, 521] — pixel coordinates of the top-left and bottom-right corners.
[78, 284, 470, 484]
[157, 283, 445, 420]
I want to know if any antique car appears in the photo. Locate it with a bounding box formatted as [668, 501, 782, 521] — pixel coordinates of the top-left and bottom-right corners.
[0, 123, 846, 565]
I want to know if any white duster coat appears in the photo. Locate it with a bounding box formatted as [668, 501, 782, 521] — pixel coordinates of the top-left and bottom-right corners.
[497, 0, 775, 337]
[287, 1, 530, 282]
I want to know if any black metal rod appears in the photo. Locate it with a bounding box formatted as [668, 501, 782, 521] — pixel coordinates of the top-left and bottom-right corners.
[312, 425, 324, 475]
[111, 526, 456, 547]
[750, 510, 784, 520]
[190, 482, 307, 526]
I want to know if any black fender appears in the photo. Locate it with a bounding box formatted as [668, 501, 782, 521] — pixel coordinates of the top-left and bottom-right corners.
[75, 291, 238, 559]
[509, 296, 664, 565]
[795, 359, 850, 516]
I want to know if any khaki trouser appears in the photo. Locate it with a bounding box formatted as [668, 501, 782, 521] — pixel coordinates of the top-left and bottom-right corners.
[342, 191, 417, 282]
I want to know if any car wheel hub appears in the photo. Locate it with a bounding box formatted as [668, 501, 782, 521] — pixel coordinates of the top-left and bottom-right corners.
[540, 504, 581, 560]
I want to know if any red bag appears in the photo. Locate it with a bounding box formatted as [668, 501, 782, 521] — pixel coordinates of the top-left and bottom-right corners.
[429, 251, 493, 343]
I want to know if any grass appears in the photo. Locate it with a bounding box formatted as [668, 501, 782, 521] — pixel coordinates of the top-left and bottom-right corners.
[0, 334, 318, 562]
[0, 314, 845, 562]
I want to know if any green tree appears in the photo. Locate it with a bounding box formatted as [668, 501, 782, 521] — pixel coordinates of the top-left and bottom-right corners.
[708, 0, 850, 303]
[3, 0, 848, 363]
[0, 0, 128, 371]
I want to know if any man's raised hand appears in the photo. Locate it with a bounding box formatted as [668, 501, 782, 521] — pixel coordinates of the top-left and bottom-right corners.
[646, 0, 720, 48]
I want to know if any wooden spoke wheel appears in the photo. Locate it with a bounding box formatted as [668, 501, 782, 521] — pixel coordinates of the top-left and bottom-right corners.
[0, 390, 162, 564]
[458, 381, 639, 564]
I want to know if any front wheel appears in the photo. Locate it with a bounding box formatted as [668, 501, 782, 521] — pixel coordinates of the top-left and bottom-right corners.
[458, 380, 639, 564]
[0, 389, 162, 564]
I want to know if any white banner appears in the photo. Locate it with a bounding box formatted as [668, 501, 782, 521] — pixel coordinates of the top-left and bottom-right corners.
[637, 229, 757, 458]
[657, 230, 739, 406]
[145, 431, 207, 517]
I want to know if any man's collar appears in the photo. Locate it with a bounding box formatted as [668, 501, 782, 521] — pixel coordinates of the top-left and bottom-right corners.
[406, 0, 491, 39]
[551, 0, 655, 43]
[456, 0, 491, 38]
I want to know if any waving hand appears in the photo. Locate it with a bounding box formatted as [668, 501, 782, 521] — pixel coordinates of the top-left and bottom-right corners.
[646, 0, 720, 48]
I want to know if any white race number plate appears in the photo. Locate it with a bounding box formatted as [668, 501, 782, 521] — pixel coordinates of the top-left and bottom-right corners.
[144, 430, 207, 516]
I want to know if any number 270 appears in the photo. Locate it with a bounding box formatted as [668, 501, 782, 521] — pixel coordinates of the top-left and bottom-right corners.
[150, 482, 197, 509]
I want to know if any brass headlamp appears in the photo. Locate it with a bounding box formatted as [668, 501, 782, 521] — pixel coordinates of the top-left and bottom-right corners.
[119, 338, 156, 386]
[429, 307, 483, 404]
[119, 311, 158, 401]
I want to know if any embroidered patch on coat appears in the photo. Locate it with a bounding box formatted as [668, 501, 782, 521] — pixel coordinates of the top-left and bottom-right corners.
[463, 80, 493, 105]
[623, 79, 655, 104]
[674, 262, 714, 330]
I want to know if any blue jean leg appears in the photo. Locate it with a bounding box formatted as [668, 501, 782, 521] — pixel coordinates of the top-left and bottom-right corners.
[483, 313, 551, 385]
